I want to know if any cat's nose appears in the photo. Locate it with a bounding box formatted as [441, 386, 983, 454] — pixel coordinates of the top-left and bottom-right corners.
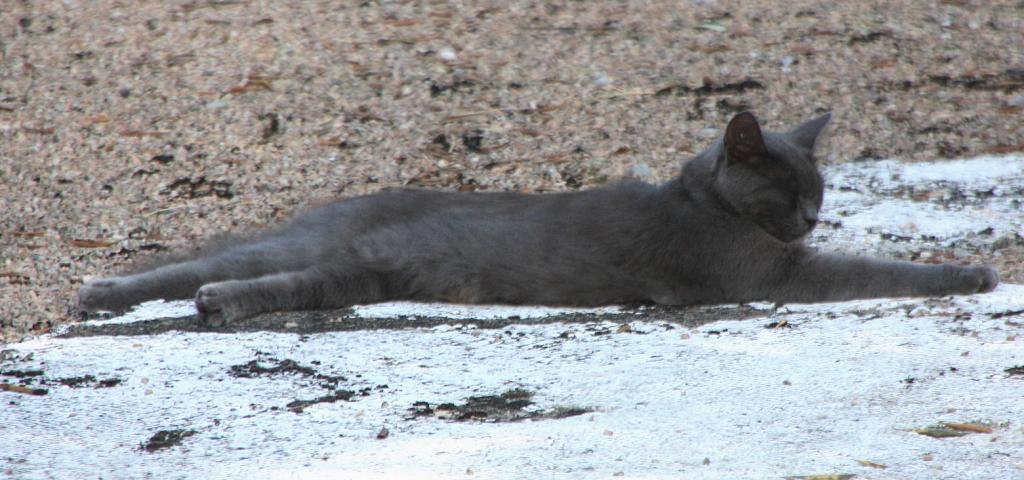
[802, 207, 818, 228]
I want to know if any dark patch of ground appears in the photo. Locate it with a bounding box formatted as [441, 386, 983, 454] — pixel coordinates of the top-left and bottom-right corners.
[0, 369, 44, 386]
[990, 309, 1024, 319]
[62, 304, 765, 338]
[0, 369, 121, 388]
[227, 353, 386, 414]
[409, 388, 592, 423]
[54, 375, 122, 388]
[229, 358, 317, 379]
[228, 354, 346, 387]
[141, 429, 196, 453]
[286, 390, 355, 413]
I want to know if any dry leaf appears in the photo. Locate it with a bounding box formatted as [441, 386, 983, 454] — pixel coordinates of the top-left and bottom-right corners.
[317, 136, 339, 147]
[542, 153, 570, 164]
[383, 18, 418, 27]
[532, 103, 564, 114]
[8, 231, 45, 238]
[0, 383, 47, 396]
[82, 115, 111, 124]
[912, 427, 968, 438]
[856, 459, 887, 469]
[21, 126, 54, 135]
[70, 239, 117, 248]
[228, 76, 274, 94]
[943, 422, 993, 434]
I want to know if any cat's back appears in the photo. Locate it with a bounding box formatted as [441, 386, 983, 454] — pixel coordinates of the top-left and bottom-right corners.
[297, 181, 660, 230]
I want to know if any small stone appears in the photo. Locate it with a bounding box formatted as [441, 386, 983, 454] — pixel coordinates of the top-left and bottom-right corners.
[698, 128, 720, 139]
[629, 162, 654, 181]
[438, 47, 457, 62]
[206, 99, 228, 110]
[780, 55, 796, 72]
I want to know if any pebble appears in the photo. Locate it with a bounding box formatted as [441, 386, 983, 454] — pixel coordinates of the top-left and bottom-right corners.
[780, 55, 796, 72]
[206, 99, 229, 110]
[698, 128, 720, 139]
[438, 47, 457, 62]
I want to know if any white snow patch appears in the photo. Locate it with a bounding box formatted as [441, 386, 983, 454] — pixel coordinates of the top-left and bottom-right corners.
[5, 286, 1023, 479]
[813, 154, 1024, 256]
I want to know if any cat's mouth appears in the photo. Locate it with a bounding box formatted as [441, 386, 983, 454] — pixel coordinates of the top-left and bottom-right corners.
[763, 223, 815, 243]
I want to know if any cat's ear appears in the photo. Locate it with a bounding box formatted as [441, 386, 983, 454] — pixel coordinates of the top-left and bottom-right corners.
[723, 111, 768, 165]
[788, 112, 832, 152]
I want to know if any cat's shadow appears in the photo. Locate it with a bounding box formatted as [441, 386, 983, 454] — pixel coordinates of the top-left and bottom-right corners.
[62, 304, 768, 338]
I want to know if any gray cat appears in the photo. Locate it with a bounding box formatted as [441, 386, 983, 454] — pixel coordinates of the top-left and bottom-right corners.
[78, 112, 998, 325]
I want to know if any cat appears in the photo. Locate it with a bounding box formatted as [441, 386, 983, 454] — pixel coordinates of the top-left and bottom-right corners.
[78, 112, 999, 326]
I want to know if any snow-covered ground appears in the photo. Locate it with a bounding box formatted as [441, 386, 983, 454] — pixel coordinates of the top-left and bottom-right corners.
[3, 155, 1023, 480]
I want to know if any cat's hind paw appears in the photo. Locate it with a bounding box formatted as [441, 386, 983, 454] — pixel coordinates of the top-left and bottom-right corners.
[195, 282, 252, 328]
[952, 266, 999, 295]
[969, 266, 999, 293]
[78, 277, 132, 315]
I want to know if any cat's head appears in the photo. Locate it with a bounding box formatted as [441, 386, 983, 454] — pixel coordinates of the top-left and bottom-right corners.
[713, 111, 831, 242]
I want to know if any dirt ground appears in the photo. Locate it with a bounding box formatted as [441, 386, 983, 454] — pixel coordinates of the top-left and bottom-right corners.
[1, 1, 1022, 343]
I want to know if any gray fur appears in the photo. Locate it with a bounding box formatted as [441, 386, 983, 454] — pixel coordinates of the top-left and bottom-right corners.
[78, 112, 999, 326]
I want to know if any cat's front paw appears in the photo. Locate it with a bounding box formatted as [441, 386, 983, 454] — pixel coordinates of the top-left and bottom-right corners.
[949, 265, 999, 295]
[195, 282, 252, 328]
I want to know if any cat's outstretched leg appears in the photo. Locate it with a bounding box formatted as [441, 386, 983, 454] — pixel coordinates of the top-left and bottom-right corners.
[78, 244, 307, 314]
[765, 252, 998, 303]
[78, 260, 216, 314]
[195, 267, 388, 326]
